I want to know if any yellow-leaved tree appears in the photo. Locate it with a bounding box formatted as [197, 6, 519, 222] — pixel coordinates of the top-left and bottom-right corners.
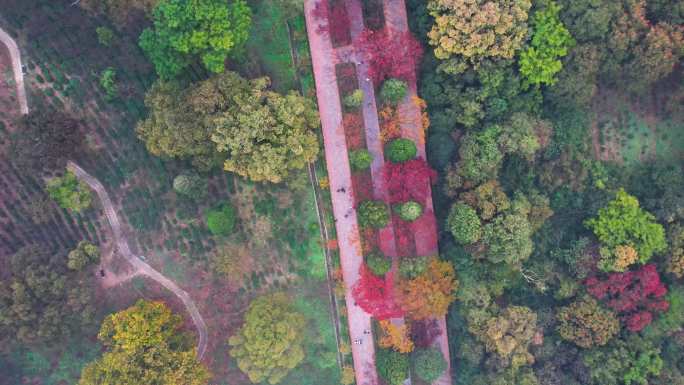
[229, 292, 307, 384]
[397, 259, 458, 320]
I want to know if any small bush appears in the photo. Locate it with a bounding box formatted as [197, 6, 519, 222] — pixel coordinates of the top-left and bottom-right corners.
[447, 203, 482, 244]
[349, 149, 373, 171]
[357, 200, 389, 228]
[366, 252, 391, 276]
[380, 78, 408, 105]
[398, 256, 430, 279]
[99, 67, 118, 101]
[396, 201, 423, 222]
[376, 348, 409, 385]
[386, 138, 417, 163]
[96, 26, 115, 47]
[412, 348, 447, 383]
[343, 89, 364, 109]
[206, 203, 236, 236]
[45, 170, 92, 212]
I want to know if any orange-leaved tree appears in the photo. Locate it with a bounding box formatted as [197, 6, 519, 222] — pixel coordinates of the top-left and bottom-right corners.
[378, 320, 414, 353]
[397, 259, 458, 320]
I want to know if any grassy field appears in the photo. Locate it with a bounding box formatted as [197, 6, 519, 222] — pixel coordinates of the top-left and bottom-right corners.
[0, 0, 343, 384]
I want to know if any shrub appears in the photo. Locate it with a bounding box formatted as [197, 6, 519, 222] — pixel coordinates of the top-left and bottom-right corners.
[386, 138, 417, 163]
[366, 252, 391, 276]
[46, 171, 92, 212]
[357, 200, 389, 228]
[96, 26, 114, 47]
[343, 89, 364, 109]
[376, 348, 409, 385]
[349, 149, 373, 171]
[398, 256, 430, 279]
[447, 203, 482, 244]
[173, 172, 208, 201]
[412, 348, 447, 383]
[385, 159, 437, 204]
[396, 201, 423, 221]
[380, 79, 408, 105]
[206, 203, 236, 236]
[99, 67, 118, 100]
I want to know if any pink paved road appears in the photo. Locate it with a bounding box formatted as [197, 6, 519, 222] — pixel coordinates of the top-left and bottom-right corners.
[305, 2, 379, 385]
[306, 1, 453, 384]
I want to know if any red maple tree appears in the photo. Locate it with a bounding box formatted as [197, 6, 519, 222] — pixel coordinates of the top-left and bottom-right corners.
[585, 263, 669, 332]
[385, 158, 437, 204]
[354, 28, 423, 84]
[352, 265, 404, 319]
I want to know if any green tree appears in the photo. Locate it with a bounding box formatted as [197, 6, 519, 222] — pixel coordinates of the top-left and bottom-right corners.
[454, 125, 504, 185]
[343, 89, 364, 109]
[357, 200, 390, 228]
[396, 201, 423, 222]
[583, 336, 663, 385]
[349, 149, 373, 171]
[427, 0, 532, 66]
[139, 0, 252, 79]
[482, 211, 533, 266]
[173, 172, 208, 201]
[99, 67, 118, 101]
[228, 293, 306, 384]
[96, 27, 115, 46]
[585, 189, 667, 263]
[386, 138, 418, 163]
[205, 203, 236, 236]
[498, 113, 542, 160]
[78, 300, 209, 385]
[518, 0, 574, 85]
[68, 241, 101, 271]
[376, 348, 409, 385]
[46, 170, 92, 212]
[366, 252, 392, 276]
[448, 203, 482, 244]
[412, 348, 447, 383]
[380, 79, 409, 105]
[209, 76, 320, 183]
[556, 296, 620, 348]
[0, 246, 96, 344]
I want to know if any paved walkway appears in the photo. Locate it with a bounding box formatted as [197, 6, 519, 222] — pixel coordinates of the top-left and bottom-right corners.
[305, 2, 378, 385]
[0, 27, 28, 114]
[67, 161, 209, 359]
[306, 1, 453, 385]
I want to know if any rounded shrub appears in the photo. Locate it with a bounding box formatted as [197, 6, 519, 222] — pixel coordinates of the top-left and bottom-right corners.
[386, 138, 417, 163]
[396, 201, 423, 222]
[343, 89, 364, 109]
[380, 78, 408, 105]
[376, 348, 409, 385]
[173, 172, 208, 201]
[398, 256, 431, 279]
[206, 203, 236, 236]
[366, 252, 391, 276]
[412, 348, 447, 383]
[447, 203, 482, 244]
[357, 200, 389, 228]
[349, 149, 373, 171]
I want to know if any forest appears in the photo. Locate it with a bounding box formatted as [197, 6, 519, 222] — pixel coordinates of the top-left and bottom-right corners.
[0, 0, 682, 385]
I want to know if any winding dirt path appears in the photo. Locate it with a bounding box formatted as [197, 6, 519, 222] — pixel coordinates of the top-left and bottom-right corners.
[67, 161, 208, 359]
[2, 20, 209, 359]
[0, 27, 28, 114]
[67, 161, 207, 360]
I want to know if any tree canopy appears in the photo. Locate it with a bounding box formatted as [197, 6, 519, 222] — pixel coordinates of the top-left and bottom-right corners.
[78, 300, 209, 385]
[228, 293, 306, 384]
[46, 170, 93, 213]
[139, 0, 252, 79]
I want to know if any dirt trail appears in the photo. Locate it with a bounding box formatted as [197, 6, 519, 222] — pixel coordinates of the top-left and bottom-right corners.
[67, 161, 208, 359]
[0, 27, 28, 114]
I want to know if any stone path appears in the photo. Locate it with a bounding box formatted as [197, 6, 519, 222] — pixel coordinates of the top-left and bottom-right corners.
[0, 27, 28, 114]
[67, 161, 208, 360]
[304, 2, 379, 384]
[305, 1, 453, 385]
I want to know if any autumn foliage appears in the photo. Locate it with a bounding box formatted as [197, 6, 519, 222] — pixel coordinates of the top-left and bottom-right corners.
[410, 319, 442, 348]
[352, 265, 404, 319]
[585, 264, 669, 332]
[397, 259, 457, 320]
[378, 320, 414, 353]
[385, 158, 437, 204]
[354, 28, 424, 84]
[312, 0, 351, 47]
